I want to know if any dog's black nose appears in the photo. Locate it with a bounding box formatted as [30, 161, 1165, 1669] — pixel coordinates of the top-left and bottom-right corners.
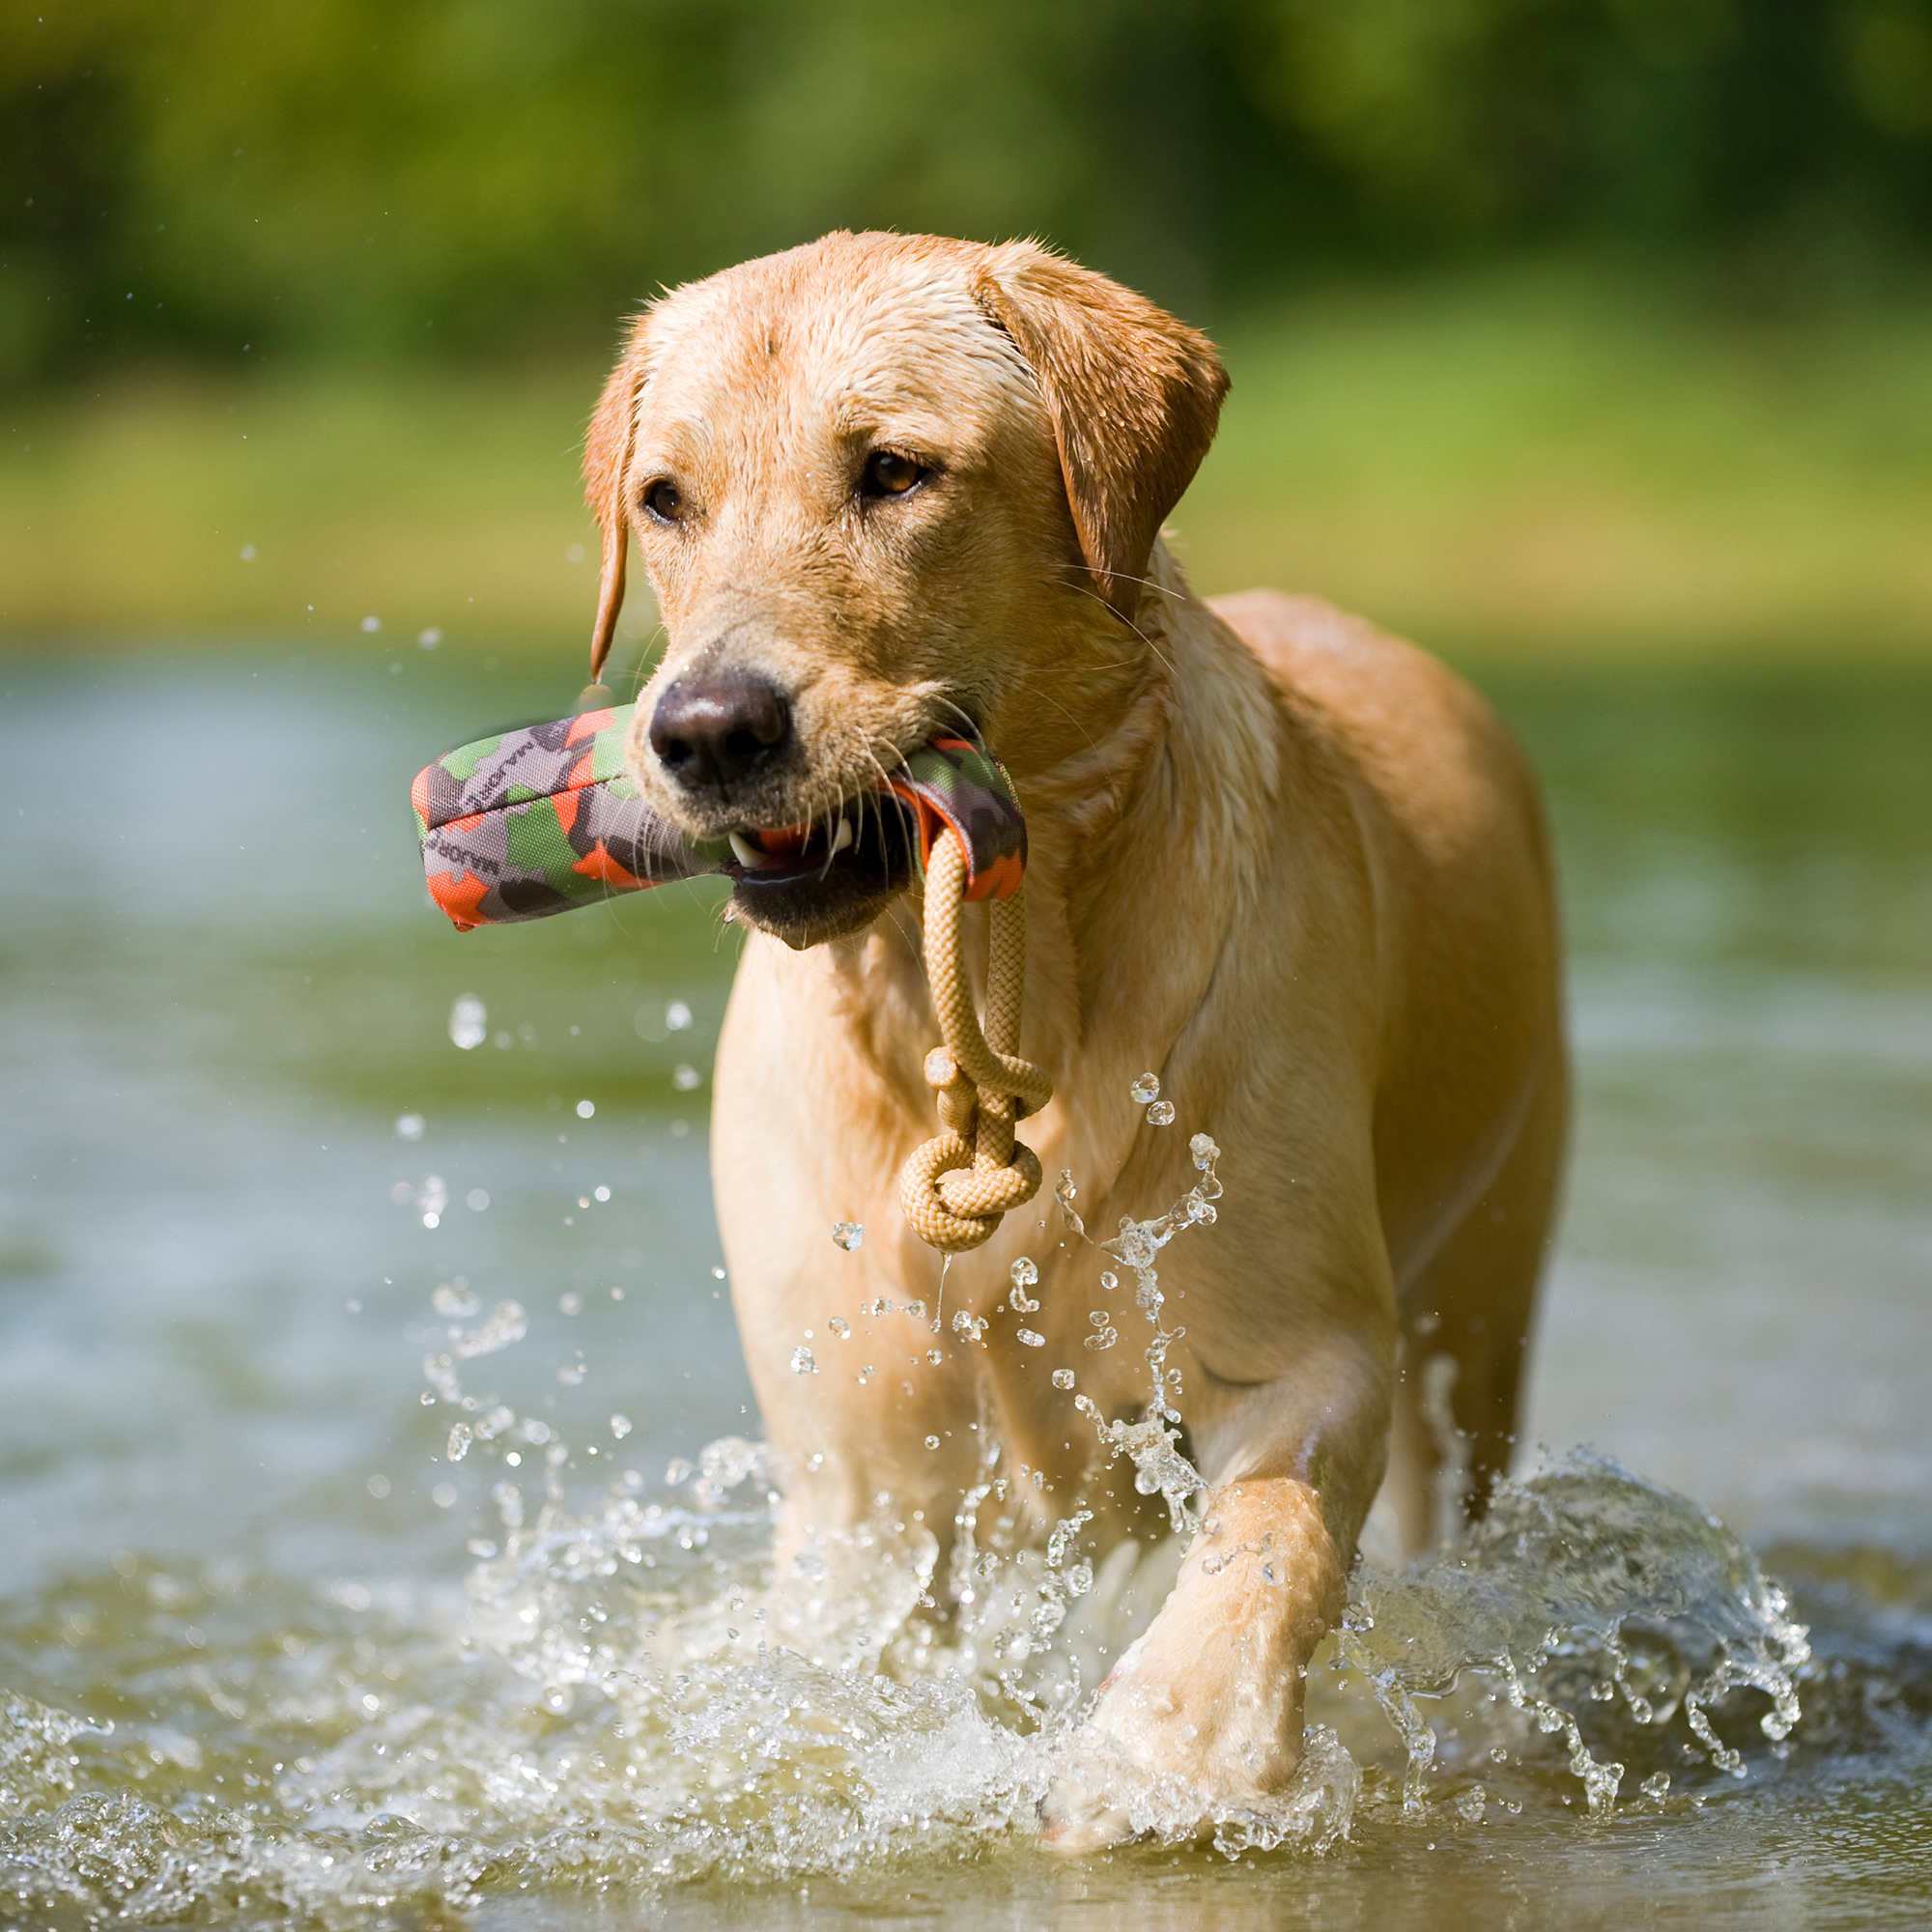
[649, 670, 791, 793]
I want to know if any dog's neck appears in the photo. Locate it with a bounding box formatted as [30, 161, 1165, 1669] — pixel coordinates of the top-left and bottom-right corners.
[1003, 539, 1283, 1070]
[782, 540, 1284, 1183]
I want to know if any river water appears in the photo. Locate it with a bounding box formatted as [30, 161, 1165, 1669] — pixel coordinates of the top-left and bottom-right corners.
[2, 650, 1929, 1928]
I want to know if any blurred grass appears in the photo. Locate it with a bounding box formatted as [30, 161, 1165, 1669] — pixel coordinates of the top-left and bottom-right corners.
[4, 266, 1929, 661]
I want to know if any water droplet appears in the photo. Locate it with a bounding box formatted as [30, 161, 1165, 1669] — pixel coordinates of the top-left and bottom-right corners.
[1190, 1132, 1221, 1170]
[665, 1457, 693, 1487]
[431, 1482, 457, 1508]
[1010, 1258, 1038, 1289]
[576, 1098, 595, 1119]
[558, 1293, 582, 1315]
[926, 1349, 944, 1365]
[1130, 1071, 1160, 1104]
[1017, 1328, 1044, 1348]
[466, 1187, 490, 1211]
[1099, 1270, 1119, 1292]
[394, 1113, 425, 1142]
[452, 1301, 527, 1359]
[857, 1365, 875, 1382]
[1084, 1326, 1118, 1350]
[556, 1359, 586, 1386]
[1052, 1369, 1075, 1389]
[610, 1413, 632, 1438]
[417, 626, 442, 649]
[448, 995, 487, 1051]
[830, 1220, 865, 1251]
[1146, 1099, 1176, 1126]
[1641, 1772, 1671, 1800]
[672, 1064, 701, 1092]
[925, 1435, 941, 1450]
[1201, 1551, 1225, 1576]
[711, 1266, 726, 1280]
[828, 1317, 850, 1338]
[467, 1537, 497, 1558]
[789, 1347, 818, 1376]
[594, 1184, 611, 1202]
[360, 614, 382, 634]
[432, 1281, 479, 1318]
[667, 1000, 693, 1031]
[446, 1424, 473, 1461]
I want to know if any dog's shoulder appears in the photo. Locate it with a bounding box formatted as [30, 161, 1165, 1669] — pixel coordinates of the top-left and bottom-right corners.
[1208, 588, 1537, 833]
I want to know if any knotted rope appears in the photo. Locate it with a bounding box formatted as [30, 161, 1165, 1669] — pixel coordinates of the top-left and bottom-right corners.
[896, 829, 1053, 1253]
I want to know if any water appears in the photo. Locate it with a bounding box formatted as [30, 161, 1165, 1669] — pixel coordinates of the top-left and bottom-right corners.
[3, 651, 1930, 1926]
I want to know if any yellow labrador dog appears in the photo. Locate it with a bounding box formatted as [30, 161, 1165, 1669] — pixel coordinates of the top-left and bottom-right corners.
[583, 231, 1566, 1846]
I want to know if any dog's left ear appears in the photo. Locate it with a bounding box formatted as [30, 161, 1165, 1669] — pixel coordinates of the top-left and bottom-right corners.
[582, 319, 651, 680]
[972, 242, 1229, 621]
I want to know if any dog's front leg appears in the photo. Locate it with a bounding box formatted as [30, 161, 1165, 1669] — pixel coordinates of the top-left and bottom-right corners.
[1041, 1477, 1345, 1850]
[1041, 1345, 1386, 1852]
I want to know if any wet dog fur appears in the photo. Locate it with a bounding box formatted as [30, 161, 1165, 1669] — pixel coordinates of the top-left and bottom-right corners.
[582, 231, 1567, 1848]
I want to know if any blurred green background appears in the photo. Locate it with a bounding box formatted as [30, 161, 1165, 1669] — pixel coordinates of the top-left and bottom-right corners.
[4, 0, 1930, 661]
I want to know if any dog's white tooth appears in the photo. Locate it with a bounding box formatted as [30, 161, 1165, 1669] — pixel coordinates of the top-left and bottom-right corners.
[830, 817, 855, 856]
[728, 831, 777, 871]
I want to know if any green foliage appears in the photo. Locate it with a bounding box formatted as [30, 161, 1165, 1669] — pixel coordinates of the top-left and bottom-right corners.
[3, 0, 1930, 382]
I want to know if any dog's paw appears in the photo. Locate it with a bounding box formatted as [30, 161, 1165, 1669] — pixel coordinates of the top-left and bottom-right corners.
[1037, 1776, 1136, 1856]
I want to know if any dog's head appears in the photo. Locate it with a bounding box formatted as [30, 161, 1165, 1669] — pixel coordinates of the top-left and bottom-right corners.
[583, 232, 1227, 948]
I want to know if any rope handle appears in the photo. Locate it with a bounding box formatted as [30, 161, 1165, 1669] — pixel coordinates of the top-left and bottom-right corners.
[897, 829, 1052, 1253]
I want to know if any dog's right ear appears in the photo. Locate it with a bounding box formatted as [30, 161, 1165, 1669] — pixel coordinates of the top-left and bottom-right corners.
[582, 323, 651, 680]
[972, 242, 1229, 622]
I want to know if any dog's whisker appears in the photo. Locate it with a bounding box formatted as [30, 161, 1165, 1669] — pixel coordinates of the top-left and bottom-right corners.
[1035, 563, 1202, 610]
[1055, 576, 1179, 679]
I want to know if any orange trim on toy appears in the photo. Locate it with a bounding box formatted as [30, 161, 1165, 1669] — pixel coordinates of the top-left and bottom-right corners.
[571, 841, 649, 891]
[427, 867, 493, 931]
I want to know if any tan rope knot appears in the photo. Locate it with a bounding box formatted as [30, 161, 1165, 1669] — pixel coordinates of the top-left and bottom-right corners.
[897, 829, 1052, 1253]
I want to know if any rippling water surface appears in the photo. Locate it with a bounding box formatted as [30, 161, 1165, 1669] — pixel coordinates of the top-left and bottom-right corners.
[2, 652, 1929, 1928]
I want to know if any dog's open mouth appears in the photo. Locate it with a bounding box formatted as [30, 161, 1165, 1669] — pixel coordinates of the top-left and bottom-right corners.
[721, 794, 921, 940]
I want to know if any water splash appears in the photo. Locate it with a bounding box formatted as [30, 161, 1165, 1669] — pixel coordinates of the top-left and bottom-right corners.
[1061, 1128, 1224, 1535]
[1329, 1451, 1811, 1819]
[0, 1138, 1831, 1921]
[0, 1434, 1839, 1926]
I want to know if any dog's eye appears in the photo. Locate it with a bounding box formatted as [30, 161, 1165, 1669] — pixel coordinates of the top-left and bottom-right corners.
[641, 478, 685, 524]
[859, 450, 926, 499]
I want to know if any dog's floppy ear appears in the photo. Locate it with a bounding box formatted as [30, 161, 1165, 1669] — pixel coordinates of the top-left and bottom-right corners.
[972, 242, 1229, 621]
[582, 322, 651, 679]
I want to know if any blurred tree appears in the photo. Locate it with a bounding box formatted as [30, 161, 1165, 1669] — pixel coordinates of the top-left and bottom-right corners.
[2, 0, 1928, 384]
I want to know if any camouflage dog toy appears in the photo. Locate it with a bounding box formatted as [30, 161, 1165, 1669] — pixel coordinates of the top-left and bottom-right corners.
[412, 704, 1026, 930]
